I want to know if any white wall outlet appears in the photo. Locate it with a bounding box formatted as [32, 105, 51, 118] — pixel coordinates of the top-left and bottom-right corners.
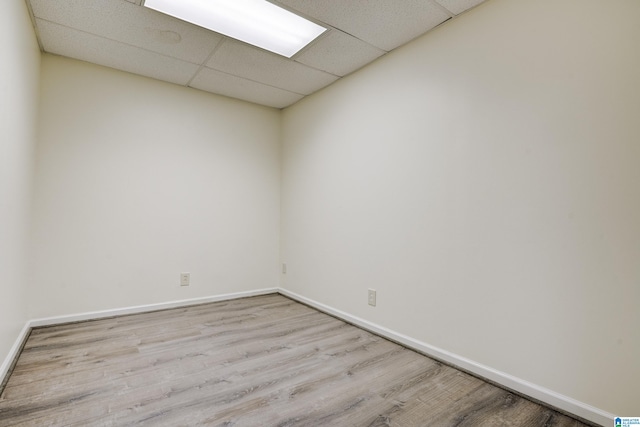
[282, 263, 287, 274]
[180, 272, 190, 286]
[368, 289, 376, 306]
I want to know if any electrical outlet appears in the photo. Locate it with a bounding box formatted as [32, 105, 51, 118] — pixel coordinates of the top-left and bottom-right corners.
[282, 263, 287, 274]
[180, 272, 190, 286]
[368, 289, 376, 306]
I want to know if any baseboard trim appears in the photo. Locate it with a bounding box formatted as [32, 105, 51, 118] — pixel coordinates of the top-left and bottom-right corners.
[278, 288, 613, 427]
[29, 288, 279, 328]
[0, 322, 31, 395]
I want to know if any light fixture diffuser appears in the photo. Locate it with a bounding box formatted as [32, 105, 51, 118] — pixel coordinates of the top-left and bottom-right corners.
[144, 0, 326, 58]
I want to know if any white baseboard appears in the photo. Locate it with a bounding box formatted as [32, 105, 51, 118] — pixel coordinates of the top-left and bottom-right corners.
[0, 322, 31, 390]
[278, 288, 613, 427]
[29, 288, 278, 327]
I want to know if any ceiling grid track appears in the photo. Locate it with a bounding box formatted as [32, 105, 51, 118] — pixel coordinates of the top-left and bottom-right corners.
[26, 0, 488, 108]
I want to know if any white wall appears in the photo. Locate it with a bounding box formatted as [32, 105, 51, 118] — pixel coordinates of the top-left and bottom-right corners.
[30, 55, 280, 318]
[281, 0, 640, 417]
[0, 0, 40, 368]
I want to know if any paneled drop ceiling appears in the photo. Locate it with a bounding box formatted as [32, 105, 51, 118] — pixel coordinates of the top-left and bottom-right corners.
[27, 0, 487, 109]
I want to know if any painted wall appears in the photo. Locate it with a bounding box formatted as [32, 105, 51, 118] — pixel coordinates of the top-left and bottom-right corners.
[30, 55, 280, 318]
[281, 0, 640, 416]
[0, 0, 41, 367]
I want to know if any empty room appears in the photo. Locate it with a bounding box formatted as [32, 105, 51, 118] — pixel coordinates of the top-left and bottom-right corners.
[1, 0, 638, 425]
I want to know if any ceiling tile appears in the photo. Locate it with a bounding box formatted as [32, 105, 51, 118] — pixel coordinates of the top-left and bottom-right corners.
[190, 67, 304, 109]
[435, 0, 486, 15]
[28, 0, 470, 108]
[274, 0, 451, 51]
[30, 0, 222, 64]
[295, 30, 385, 77]
[37, 19, 200, 86]
[206, 39, 338, 96]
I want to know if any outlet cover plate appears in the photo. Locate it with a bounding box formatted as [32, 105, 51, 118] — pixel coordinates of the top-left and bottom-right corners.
[368, 289, 376, 306]
[180, 272, 190, 286]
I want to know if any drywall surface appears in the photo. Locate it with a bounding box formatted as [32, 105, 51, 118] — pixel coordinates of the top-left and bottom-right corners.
[281, 0, 639, 416]
[0, 0, 40, 366]
[30, 55, 280, 318]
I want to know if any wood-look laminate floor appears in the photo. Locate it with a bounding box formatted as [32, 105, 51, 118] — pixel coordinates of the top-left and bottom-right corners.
[0, 294, 591, 426]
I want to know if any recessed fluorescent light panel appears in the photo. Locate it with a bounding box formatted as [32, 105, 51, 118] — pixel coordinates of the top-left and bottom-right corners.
[143, 0, 326, 58]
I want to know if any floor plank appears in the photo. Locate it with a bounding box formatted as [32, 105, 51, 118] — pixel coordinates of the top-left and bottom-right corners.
[0, 294, 593, 426]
